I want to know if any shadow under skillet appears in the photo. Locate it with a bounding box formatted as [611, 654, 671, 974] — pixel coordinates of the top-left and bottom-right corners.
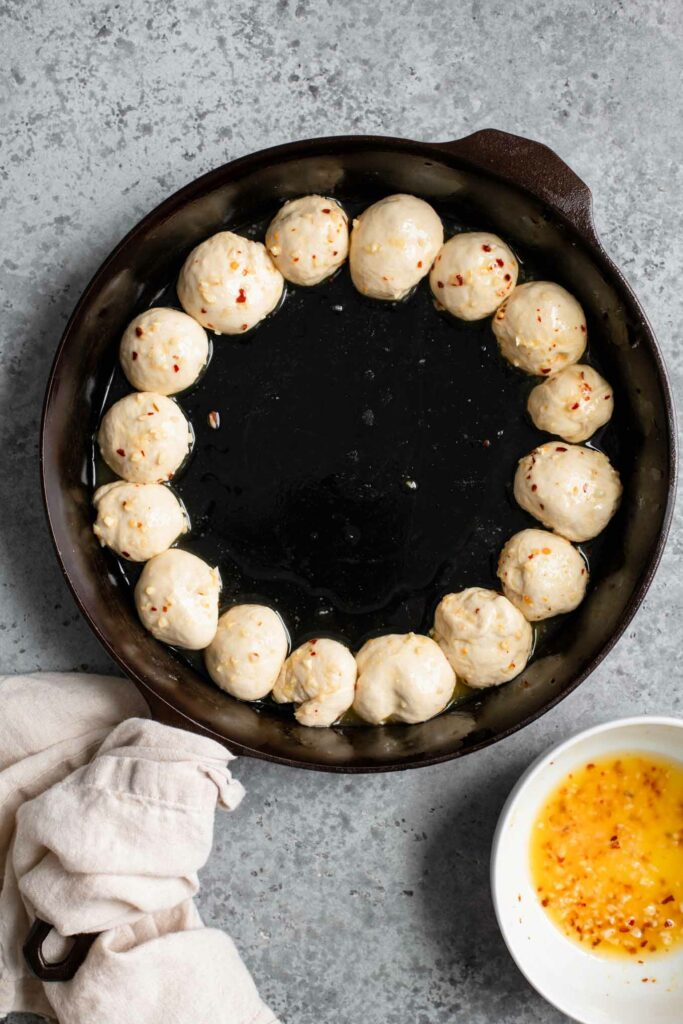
[92, 199, 624, 715]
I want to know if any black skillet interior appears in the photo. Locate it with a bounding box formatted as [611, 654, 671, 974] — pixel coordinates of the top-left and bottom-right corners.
[45, 136, 675, 770]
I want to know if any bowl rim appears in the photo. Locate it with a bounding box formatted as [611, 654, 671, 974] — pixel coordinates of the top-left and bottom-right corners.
[490, 714, 683, 1022]
[40, 132, 679, 771]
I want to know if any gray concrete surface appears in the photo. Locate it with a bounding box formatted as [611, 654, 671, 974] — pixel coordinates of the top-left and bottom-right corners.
[1, 0, 681, 1021]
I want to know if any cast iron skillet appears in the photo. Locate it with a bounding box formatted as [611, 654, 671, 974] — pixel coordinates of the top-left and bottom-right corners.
[41, 130, 677, 773]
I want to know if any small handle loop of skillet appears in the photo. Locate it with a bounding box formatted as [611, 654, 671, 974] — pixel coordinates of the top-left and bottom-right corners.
[23, 918, 99, 982]
[435, 129, 600, 246]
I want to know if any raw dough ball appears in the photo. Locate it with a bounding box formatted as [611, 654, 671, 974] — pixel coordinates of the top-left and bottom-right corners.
[430, 232, 518, 320]
[92, 481, 187, 561]
[98, 392, 192, 483]
[433, 588, 533, 688]
[349, 194, 443, 300]
[514, 442, 622, 542]
[272, 638, 356, 727]
[353, 633, 455, 725]
[497, 529, 588, 621]
[492, 281, 587, 376]
[204, 605, 288, 701]
[177, 231, 284, 335]
[527, 364, 614, 443]
[119, 308, 209, 395]
[265, 195, 349, 286]
[135, 548, 220, 650]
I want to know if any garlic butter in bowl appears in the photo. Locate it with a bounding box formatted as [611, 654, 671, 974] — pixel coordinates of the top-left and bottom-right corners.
[491, 717, 683, 1024]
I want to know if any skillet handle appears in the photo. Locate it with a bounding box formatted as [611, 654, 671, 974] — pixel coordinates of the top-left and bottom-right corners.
[434, 129, 600, 246]
[23, 918, 99, 982]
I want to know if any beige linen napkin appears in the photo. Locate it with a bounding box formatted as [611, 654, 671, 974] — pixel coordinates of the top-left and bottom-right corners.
[0, 672, 281, 1024]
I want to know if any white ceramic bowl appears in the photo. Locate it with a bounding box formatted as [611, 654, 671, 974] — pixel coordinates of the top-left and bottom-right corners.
[491, 716, 683, 1024]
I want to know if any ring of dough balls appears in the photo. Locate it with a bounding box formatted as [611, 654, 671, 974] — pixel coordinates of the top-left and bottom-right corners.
[135, 548, 220, 650]
[430, 232, 518, 320]
[527, 364, 614, 443]
[204, 605, 288, 701]
[177, 231, 284, 335]
[119, 308, 209, 395]
[272, 638, 357, 727]
[349, 194, 443, 300]
[497, 529, 588, 621]
[433, 588, 533, 688]
[514, 442, 622, 543]
[352, 633, 455, 725]
[492, 281, 587, 376]
[98, 392, 193, 483]
[92, 481, 187, 561]
[265, 196, 349, 286]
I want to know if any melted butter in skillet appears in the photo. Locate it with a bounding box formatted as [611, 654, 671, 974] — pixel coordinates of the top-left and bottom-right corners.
[94, 203, 622, 676]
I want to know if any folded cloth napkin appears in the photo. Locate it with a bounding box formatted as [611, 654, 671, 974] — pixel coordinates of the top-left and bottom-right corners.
[0, 672, 281, 1024]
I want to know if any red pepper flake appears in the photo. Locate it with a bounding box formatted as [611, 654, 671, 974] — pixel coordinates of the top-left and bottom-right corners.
[571, 402, 580, 409]
[116, 448, 126, 457]
[496, 257, 504, 267]
[482, 244, 492, 252]
[150, 607, 157, 612]
[604, 393, 611, 400]
[504, 273, 511, 281]
[556, 446, 567, 452]
[586, 762, 595, 769]
[121, 550, 130, 557]
[536, 315, 542, 323]
[539, 502, 545, 510]
[482, 438, 491, 448]
[173, 364, 180, 373]
[662, 895, 675, 904]
[132, 351, 138, 360]
[201, 307, 207, 314]
[436, 281, 444, 289]
[135, 326, 143, 337]
[580, 324, 587, 332]
[332, 250, 338, 256]
[541, 367, 551, 374]
[455, 274, 464, 286]
[321, 208, 331, 213]
[236, 288, 247, 303]
[531, 484, 538, 492]
[208, 410, 220, 430]
[417, 260, 423, 268]
[241, 323, 248, 331]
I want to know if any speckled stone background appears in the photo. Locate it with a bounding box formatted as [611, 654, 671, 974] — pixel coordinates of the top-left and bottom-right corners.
[1, 1, 681, 1021]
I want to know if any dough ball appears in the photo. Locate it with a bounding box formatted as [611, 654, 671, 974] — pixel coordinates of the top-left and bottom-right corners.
[135, 548, 220, 650]
[204, 605, 288, 701]
[349, 194, 443, 300]
[98, 392, 192, 483]
[514, 442, 622, 542]
[527, 363, 614, 443]
[120, 308, 209, 395]
[272, 638, 356, 727]
[92, 481, 187, 561]
[265, 195, 348, 286]
[430, 232, 518, 320]
[353, 633, 455, 725]
[177, 231, 284, 335]
[497, 529, 588, 621]
[492, 281, 587, 376]
[433, 588, 532, 688]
